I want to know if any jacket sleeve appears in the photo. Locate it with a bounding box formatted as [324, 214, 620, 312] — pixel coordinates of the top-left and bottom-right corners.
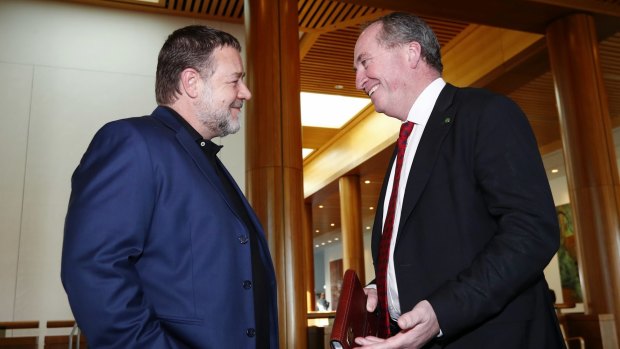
[61, 121, 186, 349]
[427, 93, 560, 337]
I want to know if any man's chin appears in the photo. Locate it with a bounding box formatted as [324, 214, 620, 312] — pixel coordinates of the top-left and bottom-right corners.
[228, 124, 241, 135]
[372, 104, 385, 114]
[219, 122, 240, 137]
[228, 113, 241, 134]
[370, 97, 384, 112]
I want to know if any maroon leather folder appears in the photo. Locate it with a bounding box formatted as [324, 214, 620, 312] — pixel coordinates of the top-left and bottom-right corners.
[330, 269, 378, 349]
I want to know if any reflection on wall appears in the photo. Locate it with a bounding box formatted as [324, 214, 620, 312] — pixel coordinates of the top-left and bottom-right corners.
[329, 259, 343, 311]
[556, 203, 583, 304]
[314, 249, 326, 296]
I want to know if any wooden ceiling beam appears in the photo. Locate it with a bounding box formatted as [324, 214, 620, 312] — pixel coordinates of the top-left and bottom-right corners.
[302, 126, 340, 149]
[302, 8, 390, 33]
[528, 0, 620, 17]
[300, 32, 321, 60]
[336, 0, 620, 37]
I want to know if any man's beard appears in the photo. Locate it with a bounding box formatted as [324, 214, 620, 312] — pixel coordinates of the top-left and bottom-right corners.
[196, 92, 241, 137]
[201, 108, 240, 138]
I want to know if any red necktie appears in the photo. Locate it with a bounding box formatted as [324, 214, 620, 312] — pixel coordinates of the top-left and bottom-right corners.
[377, 121, 414, 338]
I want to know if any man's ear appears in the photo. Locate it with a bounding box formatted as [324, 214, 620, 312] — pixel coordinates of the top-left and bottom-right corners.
[407, 41, 422, 69]
[180, 68, 201, 98]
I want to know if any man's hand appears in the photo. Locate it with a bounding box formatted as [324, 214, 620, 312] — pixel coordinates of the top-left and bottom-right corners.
[363, 287, 378, 312]
[354, 300, 440, 349]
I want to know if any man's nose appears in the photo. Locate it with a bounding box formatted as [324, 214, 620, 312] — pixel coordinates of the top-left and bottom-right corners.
[239, 80, 252, 100]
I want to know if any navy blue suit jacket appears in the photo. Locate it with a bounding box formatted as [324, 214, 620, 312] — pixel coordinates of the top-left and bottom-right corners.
[62, 106, 278, 348]
[371, 84, 565, 348]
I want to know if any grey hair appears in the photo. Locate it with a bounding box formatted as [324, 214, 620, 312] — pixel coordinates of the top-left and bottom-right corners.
[365, 12, 443, 73]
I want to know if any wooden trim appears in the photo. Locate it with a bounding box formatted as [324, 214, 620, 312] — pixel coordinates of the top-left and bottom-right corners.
[528, 0, 620, 17]
[46, 321, 76, 328]
[307, 311, 336, 319]
[109, 0, 165, 7]
[0, 322, 39, 330]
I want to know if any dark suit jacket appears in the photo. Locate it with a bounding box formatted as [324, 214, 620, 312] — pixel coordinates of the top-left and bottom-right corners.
[371, 84, 565, 348]
[61, 106, 278, 348]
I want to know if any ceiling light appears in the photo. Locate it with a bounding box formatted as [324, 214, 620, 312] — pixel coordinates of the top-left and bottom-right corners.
[334, 237, 339, 241]
[315, 229, 320, 233]
[369, 207, 374, 210]
[334, 85, 344, 89]
[302, 148, 314, 159]
[315, 244, 319, 248]
[551, 169, 559, 173]
[330, 223, 335, 227]
[366, 226, 371, 230]
[364, 180, 371, 184]
[300, 92, 370, 128]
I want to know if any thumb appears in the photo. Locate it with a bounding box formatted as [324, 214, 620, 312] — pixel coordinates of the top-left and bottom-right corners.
[365, 288, 378, 312]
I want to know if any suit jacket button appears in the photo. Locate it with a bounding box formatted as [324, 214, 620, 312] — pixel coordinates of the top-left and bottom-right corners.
[246, 328, 256, 337]
[243, 280, 252, 289]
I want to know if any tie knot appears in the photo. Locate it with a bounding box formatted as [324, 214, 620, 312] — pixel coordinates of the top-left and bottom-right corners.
[397, 121, 414, 148]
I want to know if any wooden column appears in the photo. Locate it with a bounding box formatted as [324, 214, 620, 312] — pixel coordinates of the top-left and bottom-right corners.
[303, 202, 316, 312]
[244, 0, 306, 348]
[338, 175, 365, 284]
[547, 13, 620, 344]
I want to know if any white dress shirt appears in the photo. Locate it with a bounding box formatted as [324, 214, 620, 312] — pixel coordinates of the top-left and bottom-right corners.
[382, 77, 446, 320]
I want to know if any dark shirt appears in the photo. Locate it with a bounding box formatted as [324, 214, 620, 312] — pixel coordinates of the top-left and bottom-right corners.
[164, 107, 271, 348]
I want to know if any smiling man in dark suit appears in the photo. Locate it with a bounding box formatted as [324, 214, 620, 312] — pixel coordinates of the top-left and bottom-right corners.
[353, 12, 565, 349]
[61, 25, 278, 348]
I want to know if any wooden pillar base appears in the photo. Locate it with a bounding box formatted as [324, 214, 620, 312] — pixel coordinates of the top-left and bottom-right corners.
[564, 313, 619, 349]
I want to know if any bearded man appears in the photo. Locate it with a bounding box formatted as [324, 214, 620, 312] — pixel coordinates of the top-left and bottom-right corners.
[61, 25, 278, 349]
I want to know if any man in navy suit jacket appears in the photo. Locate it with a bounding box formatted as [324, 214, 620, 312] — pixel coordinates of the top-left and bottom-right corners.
[353, 13, 565, 348]
[61, 25, 278, 348]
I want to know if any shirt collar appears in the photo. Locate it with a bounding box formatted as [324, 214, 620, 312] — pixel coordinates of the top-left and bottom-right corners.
[199, 139, 223, 155]
[406, 77, 446, 126]
[161, 105, 223, 155]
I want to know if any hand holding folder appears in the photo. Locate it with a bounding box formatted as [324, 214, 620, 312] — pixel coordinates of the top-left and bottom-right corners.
[330, 269, 378, 349]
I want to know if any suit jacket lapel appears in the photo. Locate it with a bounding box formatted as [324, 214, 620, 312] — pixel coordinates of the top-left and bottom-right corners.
[397, 84, 458, 243]
[151, 107, 273, 270]
[150, 107, 239, 211]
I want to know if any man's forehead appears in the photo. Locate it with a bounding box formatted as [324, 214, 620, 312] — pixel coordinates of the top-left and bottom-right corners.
[354, 28, 380, 60]
[213, 48, 243, 66]
[214, 46, 241, 59]
[355, 24, 380, 49]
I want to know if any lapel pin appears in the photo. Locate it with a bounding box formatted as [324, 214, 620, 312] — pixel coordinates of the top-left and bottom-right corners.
[444, 117, 452, 124]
